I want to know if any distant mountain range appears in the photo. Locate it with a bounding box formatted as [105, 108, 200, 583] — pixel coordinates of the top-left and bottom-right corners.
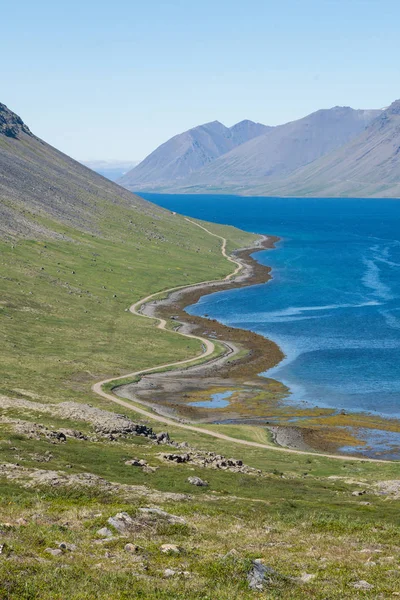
[118, 119, 269, 189]
[117, 104, 400, 198]
[81, 160, 139, 182]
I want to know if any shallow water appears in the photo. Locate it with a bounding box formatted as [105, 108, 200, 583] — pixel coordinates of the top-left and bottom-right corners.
[189, 390, 233, 409]
[143, 194, 400, 421]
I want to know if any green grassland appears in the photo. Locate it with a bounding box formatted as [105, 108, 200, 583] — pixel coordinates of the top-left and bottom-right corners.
[1, 194, 400, 598]
[0, 201, 255, 403]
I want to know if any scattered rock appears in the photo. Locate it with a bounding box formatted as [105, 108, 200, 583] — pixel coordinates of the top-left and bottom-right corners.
[247, 559, 278, 590]
[352, 490, 367, 496]
[352, 580, 374, 590]
[161, 451, 258, 474]
[97, 527, 114, 538]
[45, 548, 63, 557]
[124, 543, 139, 553]
[138, 507, 186, 525]
[187, 476, 208, 487]
[164, 568, 176, 578]
[107, 512, 134, 533]
[163, 453, 191, 464]
[296, 572, 316, 583]
[125, 458, 147, 467]
[160, 544, 180, 555]
[156, 432, 170, 444]
[58, 542, 76, 551]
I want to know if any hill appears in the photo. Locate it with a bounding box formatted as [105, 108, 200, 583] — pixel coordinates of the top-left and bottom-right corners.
[118, 119, 269, 190]
[1, 103, 400, 598]
[252, 99, 400, 198]
[119, 107, 380, 194]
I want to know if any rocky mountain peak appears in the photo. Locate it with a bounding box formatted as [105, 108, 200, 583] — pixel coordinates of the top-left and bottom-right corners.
[0, 103, 33, 139]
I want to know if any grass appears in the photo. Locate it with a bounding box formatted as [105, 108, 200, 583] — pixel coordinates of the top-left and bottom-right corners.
[1, 193, 400, 597]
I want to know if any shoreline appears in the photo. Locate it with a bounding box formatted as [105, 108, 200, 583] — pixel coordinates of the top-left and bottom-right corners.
[115, 227, 400, 460]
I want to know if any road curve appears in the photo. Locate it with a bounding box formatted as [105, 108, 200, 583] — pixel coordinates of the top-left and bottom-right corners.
[92, 218, 389, 463]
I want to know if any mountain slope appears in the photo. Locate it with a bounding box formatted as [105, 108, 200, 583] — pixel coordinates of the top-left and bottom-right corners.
[118, 119, 269, 190]
[253, 99, 400, 198]
[164, 106, 381, 193]
[0, 103, 159, 238]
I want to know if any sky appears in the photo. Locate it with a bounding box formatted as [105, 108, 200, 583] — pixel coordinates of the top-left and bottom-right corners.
[2, 0, 400, 161]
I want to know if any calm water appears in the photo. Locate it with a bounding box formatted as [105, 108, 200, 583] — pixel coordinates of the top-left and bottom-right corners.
[143, 194, 400, 419]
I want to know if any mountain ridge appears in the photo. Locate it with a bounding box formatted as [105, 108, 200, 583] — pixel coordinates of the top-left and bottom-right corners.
[119, 105, 384, 196]
[118, 119, 270, 189]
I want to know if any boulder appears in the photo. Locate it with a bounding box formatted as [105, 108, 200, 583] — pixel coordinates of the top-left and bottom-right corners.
[247, 559, 278, 591]
[96, 527, 113, 538]
[107, 512, 135, 533]
[160, 543, 180, 555]
[352, 580, 374, 590]
[138, 507, 186, 524]
[188, 476, 208, 487]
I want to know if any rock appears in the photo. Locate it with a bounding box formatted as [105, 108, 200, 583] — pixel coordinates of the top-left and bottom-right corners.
[160, 544, 180, 555]
[352, 490, 367, 496]
[247, 559, 277, 590]
[163, 453, 190, 463]
[296, 572, 316, 583]
[188, 476, 208, 487]
[164, 568, 176, 578]
[125, 458, 147, 467]
[138, 507, 186, 524]
[107, 512, 134, 533]
[96, 527, 113, 538]
[45, 548, 63, 556]
[352, 580, 374, 590]
[16, 518, 27, 526]
[58, 542, 76, 551]
[156, 432, 170, 444]
[124, 543, 139, 553]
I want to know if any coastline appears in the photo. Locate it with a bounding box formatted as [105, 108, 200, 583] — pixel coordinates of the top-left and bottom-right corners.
[115, 228, 400, 460]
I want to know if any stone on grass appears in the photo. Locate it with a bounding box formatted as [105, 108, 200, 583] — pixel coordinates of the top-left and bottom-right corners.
[97, 527, 113, 538]
[296, 572, 316, 583]
[247, 559, 277, 590]
[124, 543, 139, 554]
[352, 580, 374, 590]
[138, 507, 186, 524]
[164, 568, 176, 578]
[45, 548, 63, 557]
[58, 542, 76, 551]
[107, 512, 134, 533]
[160, 543, 180, 555]
[156, 432, 170, 444]
[188, 476, 208, 487]
[352, 490, 367, 496]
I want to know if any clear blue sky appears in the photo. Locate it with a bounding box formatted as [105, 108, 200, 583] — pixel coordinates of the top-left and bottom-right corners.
[2, 0, 399, 160]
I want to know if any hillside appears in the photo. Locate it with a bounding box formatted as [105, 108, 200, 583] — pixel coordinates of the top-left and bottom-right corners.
[1, 103, 400, 598]
[252, 99, 400, 198]
[120, 107, 380, 195]
[119, 119, 269, 190]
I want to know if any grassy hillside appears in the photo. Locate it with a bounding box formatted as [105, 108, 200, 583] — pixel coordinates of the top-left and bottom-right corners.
[1, 103, 400, 598]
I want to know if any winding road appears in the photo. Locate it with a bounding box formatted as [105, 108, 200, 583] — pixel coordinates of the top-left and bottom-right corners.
[92, 218, 387, 463]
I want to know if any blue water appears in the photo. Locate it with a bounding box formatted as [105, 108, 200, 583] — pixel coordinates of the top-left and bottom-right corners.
[143, 194, 400, 419]
[189, 390, 234, 409]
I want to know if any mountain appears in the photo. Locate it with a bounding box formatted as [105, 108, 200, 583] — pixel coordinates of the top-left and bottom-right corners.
[150, 106, 381, 194]
[118, 119, 270, 190]
[253, 100, 400, 198]
[81, 160, 139, 182]
[0, 102, 162, 238]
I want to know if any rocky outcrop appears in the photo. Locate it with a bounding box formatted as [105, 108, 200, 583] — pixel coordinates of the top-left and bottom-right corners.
[0, 103, 32, 139]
